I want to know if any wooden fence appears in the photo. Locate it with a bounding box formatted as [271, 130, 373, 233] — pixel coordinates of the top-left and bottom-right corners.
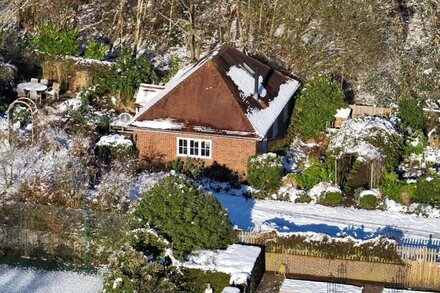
[349, 105, 392, 117]
[237, 231, 277, 245]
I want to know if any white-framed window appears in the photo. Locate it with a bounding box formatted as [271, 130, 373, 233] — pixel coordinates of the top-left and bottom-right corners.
[177, 137, 212, 159]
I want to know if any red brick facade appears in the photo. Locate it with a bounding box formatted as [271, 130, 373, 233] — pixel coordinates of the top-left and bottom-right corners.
[134, 130, 259, 176]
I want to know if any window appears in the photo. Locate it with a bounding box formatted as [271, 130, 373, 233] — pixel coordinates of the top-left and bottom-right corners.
[177, 138, 212, 159]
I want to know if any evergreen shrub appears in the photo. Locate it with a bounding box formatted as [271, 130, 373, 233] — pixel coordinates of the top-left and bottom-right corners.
[84, 40, 107, 60]
[132, 174, 235, 257]
[398, 96, 428, 132]
[359, 194, 378, 209]
[319, 191, 342, 206]
[31, 23, 80, 56]
[290, 75, 345, 138]
[247, 153, 283, 193]
[96, 48, 157, 103]
[294, 159, 332, 190]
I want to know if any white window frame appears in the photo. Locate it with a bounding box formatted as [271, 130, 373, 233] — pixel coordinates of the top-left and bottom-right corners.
[176, 137, 212, 159]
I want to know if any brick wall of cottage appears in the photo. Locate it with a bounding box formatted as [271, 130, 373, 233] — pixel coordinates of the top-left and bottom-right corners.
[134, 130, 259, 176]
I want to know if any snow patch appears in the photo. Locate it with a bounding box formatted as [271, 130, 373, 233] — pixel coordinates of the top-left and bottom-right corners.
[96, 134, 133, 147]
[182, 244, 261, 286]
[280, 278, 363, 293]
[226, 65, 267, 98]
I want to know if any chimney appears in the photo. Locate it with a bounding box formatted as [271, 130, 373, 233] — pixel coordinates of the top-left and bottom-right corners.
[253, 65, 259, 100]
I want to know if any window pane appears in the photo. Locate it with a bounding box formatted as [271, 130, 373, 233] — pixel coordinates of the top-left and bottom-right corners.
[178, 139, 187, 155]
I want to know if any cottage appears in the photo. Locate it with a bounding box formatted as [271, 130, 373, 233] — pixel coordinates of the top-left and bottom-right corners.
[129, 44, 300, 175]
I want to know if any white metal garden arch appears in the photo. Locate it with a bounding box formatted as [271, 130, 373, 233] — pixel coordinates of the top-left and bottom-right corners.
[7, 97, 38, 142]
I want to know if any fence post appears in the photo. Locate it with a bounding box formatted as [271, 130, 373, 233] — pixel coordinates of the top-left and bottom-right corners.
[19, 202, 24, 256]
[83, 209, 89, 265]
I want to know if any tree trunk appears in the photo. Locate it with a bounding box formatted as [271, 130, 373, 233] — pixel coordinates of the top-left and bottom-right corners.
[134, 0, 145, 52]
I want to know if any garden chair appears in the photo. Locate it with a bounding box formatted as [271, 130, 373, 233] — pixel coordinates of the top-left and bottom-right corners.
[40, 79, 48, 85]
[46, 82, 60, 100]
[30, 78, 38, 83]
[29, 90, 41, 104]
[17, 88, 26, 97]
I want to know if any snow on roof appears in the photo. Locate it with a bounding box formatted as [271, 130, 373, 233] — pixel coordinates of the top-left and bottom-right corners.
[96, 134, 133, 147]
[131, 118, 185, 130]
[135, 84, 165, 107]
[334, 107, 352, 119]
[131, 44, 300, 138]
[226, 65, 267, 98]
[182, 244, 261, 286]
[280, 278, 363, 293]
[247, 79, 299, 137]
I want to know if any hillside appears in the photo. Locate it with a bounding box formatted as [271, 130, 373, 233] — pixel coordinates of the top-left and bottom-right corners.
[0, 0, 438, 106]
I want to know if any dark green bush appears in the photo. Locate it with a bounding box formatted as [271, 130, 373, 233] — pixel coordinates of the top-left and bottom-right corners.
[398, 95, 428, 132]
[247, 153, 283, 193]
[294, 193, 312, 204]
[319, 192, 342, 206]
[203, 162, 240, 185]
[290, 75, 345, 138]
[84, 40, 107, 60]
[166, 158, 205, 179]
[182, 269, 230, 293]
[295, 159, 332, 190]
[96, 48, 158, 103]
[31, 23, 80, 56]
[359, 194, 378, 209]
[132, 174, 235, 257]
[413, 176, 440, 208]
[379, 172, 415, 204]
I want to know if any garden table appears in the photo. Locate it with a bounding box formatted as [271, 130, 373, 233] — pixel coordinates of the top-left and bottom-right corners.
[17, 82, 48, 92]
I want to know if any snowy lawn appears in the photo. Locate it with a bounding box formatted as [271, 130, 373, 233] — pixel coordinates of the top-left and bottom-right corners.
[210, 189, 440, 242]
[280, 278, 363, 293]
[0, 265, 103, 293]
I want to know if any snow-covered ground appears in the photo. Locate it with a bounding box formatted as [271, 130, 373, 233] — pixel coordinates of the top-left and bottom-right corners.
[182, 244, 261, 286]
[280, 278, 363, 293]
[382, 288, 436, 293]
[211, 190, 440, 242]
[0, 265, 103, 293]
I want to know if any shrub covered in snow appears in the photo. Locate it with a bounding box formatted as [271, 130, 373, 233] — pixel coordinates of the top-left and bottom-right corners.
[328, 117, 403, 170]
[132, 174, 235, 257]
[247, 153, 283, 193]
[96, 134, 135, 163]
[102, 244, 181, 293]
[290, 75, 345, 138]
[266, 234, 402, 264]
